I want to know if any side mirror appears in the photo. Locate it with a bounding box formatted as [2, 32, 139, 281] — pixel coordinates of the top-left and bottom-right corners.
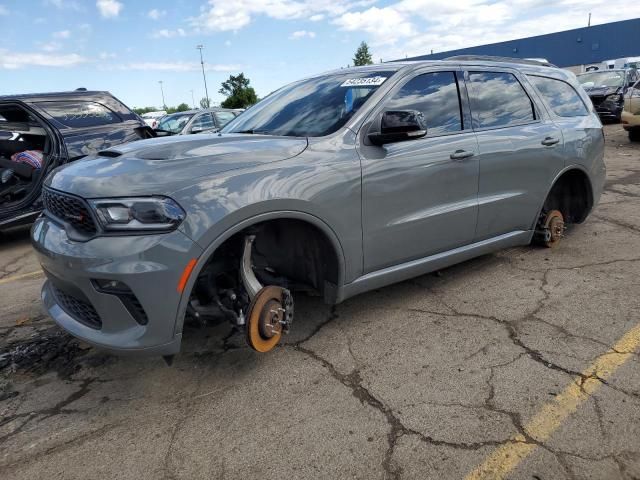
[368, 110, 427, 146]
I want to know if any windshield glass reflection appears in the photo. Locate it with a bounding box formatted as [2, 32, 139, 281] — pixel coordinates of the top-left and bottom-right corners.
[222, 70, 397, 137]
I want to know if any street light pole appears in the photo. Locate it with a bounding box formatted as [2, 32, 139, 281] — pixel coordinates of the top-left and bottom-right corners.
[196, 45, 210, 108]
[190, 89, 196, 109]
[158, 80, 166, 109]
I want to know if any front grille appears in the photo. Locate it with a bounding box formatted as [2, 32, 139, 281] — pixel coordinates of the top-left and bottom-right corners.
[589, 95, 605, 107]
[42, 188, 97, 236]
[53, 286, 102, 329]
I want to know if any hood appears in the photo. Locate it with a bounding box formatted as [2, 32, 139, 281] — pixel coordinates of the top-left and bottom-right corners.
[45, 134, 308, 198]
[582, 85, 622, 97]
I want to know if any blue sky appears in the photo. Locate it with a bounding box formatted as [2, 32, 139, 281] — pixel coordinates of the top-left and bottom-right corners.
[0, 0, 638, 109]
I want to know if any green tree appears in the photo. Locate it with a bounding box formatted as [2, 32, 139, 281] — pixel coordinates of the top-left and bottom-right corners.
[219, 73, 258, 109]
[200, 97, 210, 109]
[133, 106, 159, 115]
[353, 41, 373, 66]
[175, 103, 190, 112]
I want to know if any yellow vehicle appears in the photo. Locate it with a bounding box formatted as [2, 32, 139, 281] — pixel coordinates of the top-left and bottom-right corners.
[622, 80, 640, 142]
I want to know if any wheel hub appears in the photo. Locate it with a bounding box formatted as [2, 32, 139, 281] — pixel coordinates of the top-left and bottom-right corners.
[542, 209, 565, 248]
[245, 286, 293, 352]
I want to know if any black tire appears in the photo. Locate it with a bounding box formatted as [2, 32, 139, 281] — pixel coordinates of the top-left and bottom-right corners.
[629, 129, 640, 142]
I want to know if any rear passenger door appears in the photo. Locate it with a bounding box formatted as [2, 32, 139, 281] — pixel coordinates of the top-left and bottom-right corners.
[359, 70, 480, 273]
[466, 70, 565, 241]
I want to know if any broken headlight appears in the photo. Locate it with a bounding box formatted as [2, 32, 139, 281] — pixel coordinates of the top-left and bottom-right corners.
[89, 196, 185, 233]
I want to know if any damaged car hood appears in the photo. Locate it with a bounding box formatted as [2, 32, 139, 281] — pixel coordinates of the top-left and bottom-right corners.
[45, 134, 308, 198]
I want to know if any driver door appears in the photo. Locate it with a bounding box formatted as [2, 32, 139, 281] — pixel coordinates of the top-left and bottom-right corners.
[358, 70, 480, 273]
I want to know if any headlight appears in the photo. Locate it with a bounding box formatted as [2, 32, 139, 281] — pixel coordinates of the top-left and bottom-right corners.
[605, 94, 622, 103]
[89, 196, 185, 232]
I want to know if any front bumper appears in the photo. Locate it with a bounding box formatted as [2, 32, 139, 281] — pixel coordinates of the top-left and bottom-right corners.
[31, 216, 203, 355]
[621, 110, 640, 131]
[590, 97, 623, 121]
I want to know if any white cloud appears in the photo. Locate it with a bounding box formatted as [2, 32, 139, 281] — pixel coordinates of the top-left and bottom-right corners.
[0, 50, 86, 69]
[328, 0, 640, 61]
[106, 61, 240, 72]
[53, 30, 71, 39]
[190, 0, 375, 32]
[309, 13, 324, 21]
[151, 28, 186, 39]
[44, 0, 82, 10]
[333, 6, 415, 43]
[40, 41, 62, 52]
[147, 8, 166, 20]
[0, 5, 8, 15]
[96, 0, 122, 18]
[99, 51, 117, 59]
[289, 30, 316, 39]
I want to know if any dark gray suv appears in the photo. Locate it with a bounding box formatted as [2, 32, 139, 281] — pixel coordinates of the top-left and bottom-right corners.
[31, 59, 605, 357]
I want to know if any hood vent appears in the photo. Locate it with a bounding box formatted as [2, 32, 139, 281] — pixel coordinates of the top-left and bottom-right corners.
[98, 150, 123, 158]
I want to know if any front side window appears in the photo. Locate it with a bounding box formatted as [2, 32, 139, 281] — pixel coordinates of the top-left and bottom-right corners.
[215, 111, 237, 127]
[156, 113, 194, 134]
[190, 113, 215, 131]
[385, 71, 462, 135]
[467, 72, 535, 129]
[37, 101, 120, 128]
[528, 76, 589, 117]
[222, 70, 397, 137]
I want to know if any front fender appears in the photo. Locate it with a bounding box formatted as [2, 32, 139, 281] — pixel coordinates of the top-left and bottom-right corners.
[173, 209, 347, 337]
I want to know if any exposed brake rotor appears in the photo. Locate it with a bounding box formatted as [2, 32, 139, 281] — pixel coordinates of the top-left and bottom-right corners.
[245, 286, 294, 352]
[542, 209, 565, 248]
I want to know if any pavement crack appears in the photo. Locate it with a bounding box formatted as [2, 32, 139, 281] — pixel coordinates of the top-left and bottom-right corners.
[592, 215, 640, 235]
[0, 250, 33, 279]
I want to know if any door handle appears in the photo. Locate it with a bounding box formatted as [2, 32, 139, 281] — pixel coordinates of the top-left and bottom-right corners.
[450, 150, 475, 160]
[541, 137, 560, 146]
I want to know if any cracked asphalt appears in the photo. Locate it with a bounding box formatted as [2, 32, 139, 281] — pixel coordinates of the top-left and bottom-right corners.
[1, 124, 639, 479]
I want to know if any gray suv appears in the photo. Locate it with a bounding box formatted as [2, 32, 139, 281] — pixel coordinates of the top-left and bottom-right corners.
[31, 59, 605, 357]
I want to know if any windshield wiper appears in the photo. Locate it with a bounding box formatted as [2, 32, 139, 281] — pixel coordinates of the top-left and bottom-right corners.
[153, 129, 176, 135]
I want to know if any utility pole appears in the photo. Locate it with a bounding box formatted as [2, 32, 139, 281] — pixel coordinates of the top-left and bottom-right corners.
[190, 89, 196, 109]
[196, 44, 210, 108]
[158, 80, 166, 109]
[588, 12, 591, 27]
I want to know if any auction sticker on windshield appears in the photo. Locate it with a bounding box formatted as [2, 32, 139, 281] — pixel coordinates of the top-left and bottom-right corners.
[341, 76, 387, 87]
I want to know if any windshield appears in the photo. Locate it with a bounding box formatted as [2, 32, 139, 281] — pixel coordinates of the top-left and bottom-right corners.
[222, 70, 397, 137]
[156, 113, 193, 133]
[577, 71, 625, 88]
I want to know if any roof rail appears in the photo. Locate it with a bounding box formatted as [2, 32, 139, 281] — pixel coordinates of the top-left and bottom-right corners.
[444, 55, 557, 68]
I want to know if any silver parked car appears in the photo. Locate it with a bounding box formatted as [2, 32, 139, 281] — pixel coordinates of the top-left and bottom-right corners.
[32, 58, 605, 357]
[154, 108, 239, 135]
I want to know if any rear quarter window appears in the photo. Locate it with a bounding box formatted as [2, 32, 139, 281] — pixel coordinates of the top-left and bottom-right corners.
[528, 76, 589, 117]
[35, 101, 121, 128]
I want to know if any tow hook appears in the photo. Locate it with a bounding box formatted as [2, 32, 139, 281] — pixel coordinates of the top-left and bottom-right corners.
[240, 235, 294, 352]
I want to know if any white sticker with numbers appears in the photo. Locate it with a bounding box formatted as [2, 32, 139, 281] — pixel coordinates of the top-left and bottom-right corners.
[340, 76, 387, 87]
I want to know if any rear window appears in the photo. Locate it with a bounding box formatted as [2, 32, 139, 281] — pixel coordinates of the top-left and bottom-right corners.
[528, 76, 589, 117]
[36, 101, 120, 128]
[467, 71, 536, 129]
